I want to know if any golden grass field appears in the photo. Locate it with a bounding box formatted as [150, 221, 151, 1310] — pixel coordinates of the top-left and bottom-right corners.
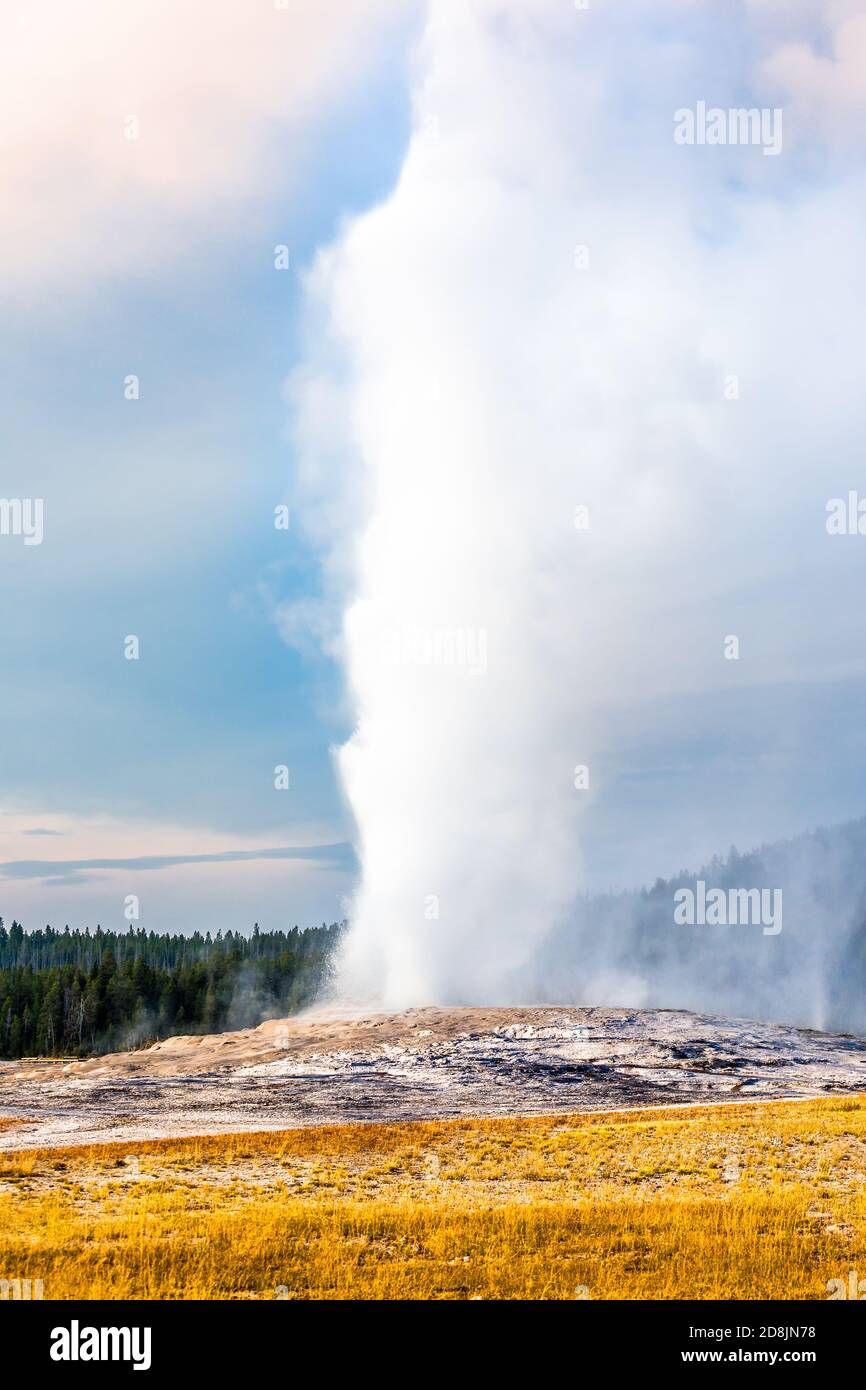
[2, 1096, 865, 1300]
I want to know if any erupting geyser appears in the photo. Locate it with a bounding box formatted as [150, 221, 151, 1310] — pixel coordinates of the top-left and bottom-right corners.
[289, 0, 866, 1012]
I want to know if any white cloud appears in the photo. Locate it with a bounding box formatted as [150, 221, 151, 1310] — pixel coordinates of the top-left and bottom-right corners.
[0, 0, 414, 295]
[761, 9, 866, 145]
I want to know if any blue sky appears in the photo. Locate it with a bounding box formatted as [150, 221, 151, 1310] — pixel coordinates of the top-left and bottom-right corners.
[0, 1, 419, 934]
[4, 0, 866, 956]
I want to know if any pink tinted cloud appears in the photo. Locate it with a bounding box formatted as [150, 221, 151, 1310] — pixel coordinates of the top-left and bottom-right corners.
[0, 0, 413, 295]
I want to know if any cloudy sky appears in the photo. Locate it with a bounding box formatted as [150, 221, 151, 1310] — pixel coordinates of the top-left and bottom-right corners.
[0, 0, 421, 933]
[3, 0, 866, 951]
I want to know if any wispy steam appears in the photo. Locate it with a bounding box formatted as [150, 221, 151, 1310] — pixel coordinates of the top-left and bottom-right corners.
[290, 0, 866, 1010]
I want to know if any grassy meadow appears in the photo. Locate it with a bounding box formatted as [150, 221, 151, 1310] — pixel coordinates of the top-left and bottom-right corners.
[1, 1096, 865, 1299]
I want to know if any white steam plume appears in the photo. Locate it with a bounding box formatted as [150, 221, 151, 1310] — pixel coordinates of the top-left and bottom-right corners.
[289, 0, 866, 1009]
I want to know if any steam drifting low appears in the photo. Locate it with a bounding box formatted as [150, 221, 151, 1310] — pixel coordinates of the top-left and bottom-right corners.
[289, 0, 866, 1014]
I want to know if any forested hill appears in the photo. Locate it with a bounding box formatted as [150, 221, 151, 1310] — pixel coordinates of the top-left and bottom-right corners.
[530, 816, 866, 1035]
[0, 920, 343, 1059]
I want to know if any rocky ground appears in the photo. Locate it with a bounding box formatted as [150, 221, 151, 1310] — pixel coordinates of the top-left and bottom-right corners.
[1, 1005, 866, 1150]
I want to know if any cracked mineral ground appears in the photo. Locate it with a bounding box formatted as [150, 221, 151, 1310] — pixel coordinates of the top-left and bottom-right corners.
[1, 1005, 865, 1150]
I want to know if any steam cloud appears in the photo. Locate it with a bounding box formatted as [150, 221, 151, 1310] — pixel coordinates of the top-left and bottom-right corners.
[289, 0, 866, 1013]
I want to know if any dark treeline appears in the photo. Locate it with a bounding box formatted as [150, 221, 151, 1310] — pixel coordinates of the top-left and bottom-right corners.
[0, 919, 343, 1059]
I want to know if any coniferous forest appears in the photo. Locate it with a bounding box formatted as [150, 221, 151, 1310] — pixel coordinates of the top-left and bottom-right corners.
[0, 919, 342, 1059]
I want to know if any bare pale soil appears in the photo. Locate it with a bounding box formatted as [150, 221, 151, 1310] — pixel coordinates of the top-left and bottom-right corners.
[2, 1005, 866, 1150]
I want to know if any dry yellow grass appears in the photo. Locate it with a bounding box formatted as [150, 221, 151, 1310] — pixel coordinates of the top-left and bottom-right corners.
[1, 1096, 865, 1299]
[0, 1118, 28, 1133]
